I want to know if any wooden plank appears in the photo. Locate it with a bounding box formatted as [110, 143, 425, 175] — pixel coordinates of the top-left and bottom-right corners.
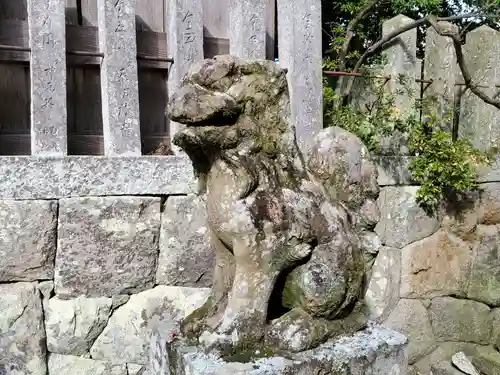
[66, 24, 100, 66]
[137, 31, 167, 59]
[0, 133, 146, 156]
[138, 59, 169, 70]
[266, 0, 276, 59]
[0, 19, 28, 46]
[0, 132, 154, 156]
[202, 0, 228, 38]
[139, 69, 169, 152]
[67, 65, 76, 136]
[0, 0, 30, 156]
[66, 0, 78, 156]
[136, 0, 169, 155]
[68, 134, 103, 155]
[204, 37, 229, 58]
[67, 29, 169, 68]
[67, 24, 97, 51]
[72, 66, 102, 134]
[65, 0, 80, 24]
[63, 134, 172, 155]
[70, 0, 101, 155]
[0, 51, 30, 63]
[136, 0, 164, 31]
[0, 21, 168, 57]
[0, 134, 30, 156]
[80, 0, 98, 25]
[0, 1, 27, 20]
[144, 135, 172, 155]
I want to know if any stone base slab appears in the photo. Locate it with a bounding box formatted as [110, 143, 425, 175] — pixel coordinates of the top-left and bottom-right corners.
[0, 156, 195, 199]
[150, 324, 408, 375]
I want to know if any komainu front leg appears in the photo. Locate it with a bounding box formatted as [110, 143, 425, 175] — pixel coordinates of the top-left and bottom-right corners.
[197, 236, 282, 352]
[181, 231, 235, 339]
[266, 303, 368, 352]
[198, 265, 277, 351]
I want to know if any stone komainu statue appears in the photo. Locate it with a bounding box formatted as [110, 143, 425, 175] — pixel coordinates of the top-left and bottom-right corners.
[167, 55, 380, 355]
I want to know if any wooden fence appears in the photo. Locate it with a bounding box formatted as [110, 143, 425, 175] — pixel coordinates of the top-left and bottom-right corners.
[352, 14, 500, 153]
[0, 0, 282, 156]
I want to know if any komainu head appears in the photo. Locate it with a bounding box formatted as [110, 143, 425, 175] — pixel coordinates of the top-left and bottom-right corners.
[168, 55, 300, 184]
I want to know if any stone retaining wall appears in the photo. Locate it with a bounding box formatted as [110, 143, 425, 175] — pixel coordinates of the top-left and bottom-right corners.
[0, 193, 214, 374]
[367, 158, 500, 374]
[4, 155, 500, 374]
[0, 156, 215, 375]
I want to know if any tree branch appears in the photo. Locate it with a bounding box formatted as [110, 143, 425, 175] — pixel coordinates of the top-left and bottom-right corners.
[336, 0, 385, 99]
[427, 16, 500, 111]
[338, 0, 384, 72]
[341, 12, 481, 98]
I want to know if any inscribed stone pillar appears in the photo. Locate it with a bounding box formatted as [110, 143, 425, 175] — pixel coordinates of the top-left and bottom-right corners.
[277, 0, 323, 153]
[166, 0, 204, 154]
[98, 0, 142, 156]
[28, 0, 67, 156]
[423, 22, 459, 132]
[229, 0, 267, 59]
[382, 15, 419, 114]
[459, 26, 500, 151]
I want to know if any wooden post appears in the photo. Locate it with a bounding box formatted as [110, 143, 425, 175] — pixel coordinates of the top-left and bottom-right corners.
[28, 0, 68, 156]
[97, 0, 142, 156]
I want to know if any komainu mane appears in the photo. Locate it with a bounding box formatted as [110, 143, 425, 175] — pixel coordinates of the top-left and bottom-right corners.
[167, 55, 380, 357]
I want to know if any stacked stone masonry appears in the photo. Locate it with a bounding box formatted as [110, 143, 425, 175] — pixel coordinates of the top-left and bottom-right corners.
[0, 158, 500, 375]
[0, 156, 213, 375]
[3, 153, 500, 374]
[0, 193, 213, 374]
[366, 157, 500, 374]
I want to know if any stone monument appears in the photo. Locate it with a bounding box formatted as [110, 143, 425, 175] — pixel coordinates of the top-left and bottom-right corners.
[151, 55, 408, 374]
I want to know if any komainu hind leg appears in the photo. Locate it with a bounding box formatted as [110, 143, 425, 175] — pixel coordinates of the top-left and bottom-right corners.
[265, 302, 368, 352]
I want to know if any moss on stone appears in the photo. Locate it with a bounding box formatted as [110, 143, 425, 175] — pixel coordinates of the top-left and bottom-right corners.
[324, 302, 368, 339]
[281, 271, 307, 309]
[220, 338, 288, 363]
[180, 296, 216, 339]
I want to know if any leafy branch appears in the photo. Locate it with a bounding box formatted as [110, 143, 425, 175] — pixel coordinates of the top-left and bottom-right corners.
[333, 0, 499, 109]
[324, 81, 493, 213]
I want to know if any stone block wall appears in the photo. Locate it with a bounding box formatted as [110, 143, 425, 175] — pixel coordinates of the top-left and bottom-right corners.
[5, 154, 500, 375]
[0, 156, 215, 375]
[366, 158, 500, 374]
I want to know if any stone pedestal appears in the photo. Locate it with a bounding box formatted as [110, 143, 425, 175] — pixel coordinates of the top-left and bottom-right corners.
[149, 324, 408, 375]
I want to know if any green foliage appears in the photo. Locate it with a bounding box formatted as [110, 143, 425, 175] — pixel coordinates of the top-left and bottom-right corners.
[322, 0, 498, 71]
[323, 85, 409, 152]
[323, 75, 493, 213]
[408, 113, 492, 213]
[322, 0, 452, 68]
[320, 0, 499, 213]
